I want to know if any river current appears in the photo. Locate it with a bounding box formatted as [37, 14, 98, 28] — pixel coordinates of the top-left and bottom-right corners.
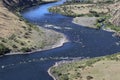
[0, 0, 120, 80]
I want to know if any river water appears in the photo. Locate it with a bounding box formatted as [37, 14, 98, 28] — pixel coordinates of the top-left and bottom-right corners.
[0, 0, 120, 80]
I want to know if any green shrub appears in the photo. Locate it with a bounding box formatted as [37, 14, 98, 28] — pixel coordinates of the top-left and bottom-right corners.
[89, 10, 100, 17]
[96, 23, 101, 29]
[21, 47, 32, 52]
[1, 38, 7, 43]
[60, 74, 69, 80]
[12, 45, 18, 48]
[0, 44, 10, 55]
[9, 34, 16, 40]
[86, 76, 93, 80]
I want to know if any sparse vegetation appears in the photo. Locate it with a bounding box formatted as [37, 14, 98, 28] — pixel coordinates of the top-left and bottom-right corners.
[0, 44, 10, 55]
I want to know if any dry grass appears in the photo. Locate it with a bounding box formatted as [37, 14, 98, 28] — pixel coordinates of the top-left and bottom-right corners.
[81, 60, 120, 80]
[51, 54, 120, 80]
[0, 3, 26, 38]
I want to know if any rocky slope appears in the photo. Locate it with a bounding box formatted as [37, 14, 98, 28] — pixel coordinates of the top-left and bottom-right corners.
[0, 0, 65, 55]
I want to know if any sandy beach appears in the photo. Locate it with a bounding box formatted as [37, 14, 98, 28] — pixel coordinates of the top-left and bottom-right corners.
[72, 17, 97, 28]
[72, 17, 118, 33]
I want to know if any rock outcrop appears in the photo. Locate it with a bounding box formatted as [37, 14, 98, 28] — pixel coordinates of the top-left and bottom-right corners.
[2, 0, 41, 10]
[109, 2, 120, 27]
[111, 9, 120, 27]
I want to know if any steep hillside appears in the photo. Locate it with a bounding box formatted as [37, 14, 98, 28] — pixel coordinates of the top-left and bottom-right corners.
[3, 0, 56, 11]
[0, 0, 65, 55]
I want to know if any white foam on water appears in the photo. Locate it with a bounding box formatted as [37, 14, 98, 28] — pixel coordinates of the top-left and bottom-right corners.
[53, 26, 62, 29]
[44, 24, 62, 30]
[64, 27, 72, 30]
[44, 24, 53, 28]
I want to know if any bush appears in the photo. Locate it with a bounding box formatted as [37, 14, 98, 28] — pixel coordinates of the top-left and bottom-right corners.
[21, 47, 32, 52]
[97, 18, 105, 23]
[12, 45, 18, 48]
[0, 44, 11, 55]
[89, 10, 99, 17]
[105, 0, 114, 3]
[60, 74, 69, 80]
[86, 76, 93, 80]
[1, 38, 7, 43]
[9, 34, 16, 40]
[96, 23, 101, 29]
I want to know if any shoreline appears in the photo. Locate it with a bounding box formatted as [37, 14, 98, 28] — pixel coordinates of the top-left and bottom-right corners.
[5, 26, 69, 56]
[48, 53, 120, 80]
[48, 65, 57, 80]
[48, 57, 87, 80]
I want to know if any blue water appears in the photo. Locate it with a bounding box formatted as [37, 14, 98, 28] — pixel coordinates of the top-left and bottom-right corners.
[0, 0, 120, 80]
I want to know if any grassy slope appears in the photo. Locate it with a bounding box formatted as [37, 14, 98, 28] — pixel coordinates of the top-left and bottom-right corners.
[50, 53, 120, 80]
[0, 0, 64, 55]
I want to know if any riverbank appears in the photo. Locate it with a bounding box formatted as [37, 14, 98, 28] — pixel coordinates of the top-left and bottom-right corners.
[48, 57, 84, 80]
[48, 65, 57, 80]
[49, 53, 120, 80]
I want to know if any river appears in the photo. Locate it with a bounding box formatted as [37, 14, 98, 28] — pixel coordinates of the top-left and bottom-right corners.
[0, 0, 120, 80]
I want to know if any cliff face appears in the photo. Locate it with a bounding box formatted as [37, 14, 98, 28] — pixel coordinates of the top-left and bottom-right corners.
[109, 2, 120, 27]
[2, 0, 42, 11]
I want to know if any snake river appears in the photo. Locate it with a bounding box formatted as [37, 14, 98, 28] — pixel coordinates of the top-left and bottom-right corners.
[0, 0, 120, 80]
